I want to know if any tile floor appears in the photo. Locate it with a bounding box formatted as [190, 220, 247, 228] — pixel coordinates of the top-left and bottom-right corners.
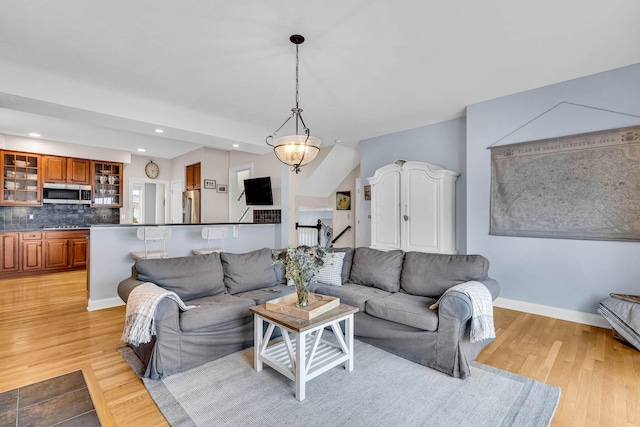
[0, 370, 100, 426]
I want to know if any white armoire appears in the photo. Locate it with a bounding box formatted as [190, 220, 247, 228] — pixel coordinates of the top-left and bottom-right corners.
[368, 160, 459, 254]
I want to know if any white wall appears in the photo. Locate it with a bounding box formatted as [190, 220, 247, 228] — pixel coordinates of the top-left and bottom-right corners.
[121, 155, 172, 223]
[331, 166, 358, 248]
[466, 63, 640, 315]
[229, 150, 284, 208]
[172, 147, 230, 223]
[0, 133, 131, 163]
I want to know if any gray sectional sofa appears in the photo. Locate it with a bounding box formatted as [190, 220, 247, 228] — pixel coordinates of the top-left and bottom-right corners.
[118, 246, 499, 379]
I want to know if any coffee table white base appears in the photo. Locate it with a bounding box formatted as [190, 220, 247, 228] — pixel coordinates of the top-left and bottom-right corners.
[253, 312, 355, 401]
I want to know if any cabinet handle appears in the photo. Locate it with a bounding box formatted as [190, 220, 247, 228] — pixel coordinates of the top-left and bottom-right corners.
[403, 205, 409, 221]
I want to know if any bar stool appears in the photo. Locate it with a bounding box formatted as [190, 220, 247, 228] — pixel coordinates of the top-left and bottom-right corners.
[193, 227, 227, 255]
[130, 226, 171, 260]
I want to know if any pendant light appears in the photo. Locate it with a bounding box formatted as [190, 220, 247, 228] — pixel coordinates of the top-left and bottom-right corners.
[266, 34, 321, 174]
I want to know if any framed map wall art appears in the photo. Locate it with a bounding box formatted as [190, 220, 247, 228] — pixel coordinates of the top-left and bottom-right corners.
[489, 125, 640, 241]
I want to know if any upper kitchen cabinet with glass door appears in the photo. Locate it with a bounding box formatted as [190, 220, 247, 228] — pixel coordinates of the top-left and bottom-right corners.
[1, 151, 42, 206]
[92, 161, 123, 207]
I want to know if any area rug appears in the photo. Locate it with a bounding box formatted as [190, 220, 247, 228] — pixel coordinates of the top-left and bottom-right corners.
[120, 340, 560, 427]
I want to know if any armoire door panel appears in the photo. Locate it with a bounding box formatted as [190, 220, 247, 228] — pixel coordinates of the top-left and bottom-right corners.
[404, 169, 439, 252]
[370, 169, 401, 250]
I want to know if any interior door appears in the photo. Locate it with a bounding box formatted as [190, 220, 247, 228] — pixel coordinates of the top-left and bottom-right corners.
[170, 180, 182, 223]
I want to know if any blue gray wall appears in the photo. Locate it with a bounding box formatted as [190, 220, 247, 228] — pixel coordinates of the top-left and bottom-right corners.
[359, 118, 467, 253]
[466, 63, 640, 314]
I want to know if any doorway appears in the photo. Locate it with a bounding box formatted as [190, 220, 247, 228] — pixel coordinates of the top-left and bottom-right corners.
[229, 163, 253, 223]
[129, 179, 170, 224]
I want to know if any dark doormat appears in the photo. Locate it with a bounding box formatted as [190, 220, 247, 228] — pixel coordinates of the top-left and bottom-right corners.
[0, 370, 101, 426]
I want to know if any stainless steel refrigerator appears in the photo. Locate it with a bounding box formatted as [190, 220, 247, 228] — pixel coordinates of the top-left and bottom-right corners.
[182, 189, 201, 224]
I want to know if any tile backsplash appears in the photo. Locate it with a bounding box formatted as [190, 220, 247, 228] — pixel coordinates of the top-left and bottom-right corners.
[0, 205, 120, 230]
[252, 209, 281, 224]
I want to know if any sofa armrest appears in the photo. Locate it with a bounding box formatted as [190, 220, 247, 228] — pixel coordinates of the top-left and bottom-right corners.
[117, 276, 145, 303]
[438, 291, 473, 324]
[436, 278, 500, 322]
[476, 277, 500, 300]
[118, 275, 181, 326]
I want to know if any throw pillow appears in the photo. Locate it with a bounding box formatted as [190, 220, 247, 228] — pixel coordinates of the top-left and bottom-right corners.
[272, 249, 287, 285]
[312, 252, 345, 286]
[326, 247, 354, 283]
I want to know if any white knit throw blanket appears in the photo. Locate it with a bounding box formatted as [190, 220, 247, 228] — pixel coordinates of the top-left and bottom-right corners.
[430, 281, 496, 343]
[121, 282, 195, 346]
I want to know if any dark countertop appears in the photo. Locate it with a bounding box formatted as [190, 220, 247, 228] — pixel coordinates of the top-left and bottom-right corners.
[1, 222, 280, 233]
[1, 227, 91, 233]
[90, 222, 280, 228]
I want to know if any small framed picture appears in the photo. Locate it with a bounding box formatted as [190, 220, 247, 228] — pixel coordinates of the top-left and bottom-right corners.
[204, 179, 216, 189]
[363, 185, 371, 201]
[217, 184, 228, 193]
[336, 191, 351, 210]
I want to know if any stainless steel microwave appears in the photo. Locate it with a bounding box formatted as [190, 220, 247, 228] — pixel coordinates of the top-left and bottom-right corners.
[43, 183, 92, 204]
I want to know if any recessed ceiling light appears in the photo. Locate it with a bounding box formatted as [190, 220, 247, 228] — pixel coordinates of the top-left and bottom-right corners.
[137, 148, 146, 152]
[155, 129, 164, 133]
[232, 144, 240, 148]
[28, 133, 41, 138]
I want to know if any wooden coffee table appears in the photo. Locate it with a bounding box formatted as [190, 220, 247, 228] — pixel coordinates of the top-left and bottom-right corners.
[250, 302, 359, 401]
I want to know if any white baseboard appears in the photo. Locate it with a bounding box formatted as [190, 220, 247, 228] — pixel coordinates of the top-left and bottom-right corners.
[87, 297, 124, 311]
[494, 297, 610, 329]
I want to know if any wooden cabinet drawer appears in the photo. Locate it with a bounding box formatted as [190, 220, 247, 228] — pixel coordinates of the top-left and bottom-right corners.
[44, 230, 88, 240]
[22, 232, 43, 240]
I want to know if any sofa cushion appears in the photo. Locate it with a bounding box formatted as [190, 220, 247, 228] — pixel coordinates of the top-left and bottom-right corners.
[349, 247, 404, 292]
[312, 283, 392, 311]
[400, 252, 490, 298]
[365, 293, 439, 331]
[135, 253, 225, 300]
[326, 247, 354, 284]
[312, 252, 345, 286]
[179, 294, 256, 332]
[235, 284, 296, 305]
[222, 248, 278, 294]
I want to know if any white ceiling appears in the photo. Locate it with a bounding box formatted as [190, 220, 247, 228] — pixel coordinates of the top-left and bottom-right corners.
[0, 1, 639, 159]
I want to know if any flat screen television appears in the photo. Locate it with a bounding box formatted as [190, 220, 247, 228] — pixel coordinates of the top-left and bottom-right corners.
[243, 177, 273, 206]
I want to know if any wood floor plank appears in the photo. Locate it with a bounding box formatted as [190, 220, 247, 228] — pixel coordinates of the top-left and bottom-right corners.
[2, 271, 640, 426]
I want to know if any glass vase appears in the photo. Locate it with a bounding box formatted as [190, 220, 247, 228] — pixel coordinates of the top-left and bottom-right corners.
[295, 281, 309, 308]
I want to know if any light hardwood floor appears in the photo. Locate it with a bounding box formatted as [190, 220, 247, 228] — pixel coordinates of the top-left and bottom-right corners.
[1, 271, 639, 426]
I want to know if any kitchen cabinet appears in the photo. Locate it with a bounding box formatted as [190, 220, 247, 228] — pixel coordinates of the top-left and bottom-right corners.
[368, 160, 459, 254]
[44, 231, 87, 270]
[92, 161, 123, 207]
[186, 162, 201, 190]
[43, 156, 90, 185]
[1, 151, 42, 206]
[22, 232, 43, 271]
[68, 158, 91, 184]
[69, 236, 87, 268]
[0, 232, 20, 273]
[44, 239, 68, 269]
[0, 230, 87, 276]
